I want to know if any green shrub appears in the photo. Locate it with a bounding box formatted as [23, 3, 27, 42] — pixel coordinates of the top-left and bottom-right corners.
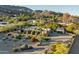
[41, 37, 50, 42]
[32, 30, 36, 35]
[46, 42, 69, 54]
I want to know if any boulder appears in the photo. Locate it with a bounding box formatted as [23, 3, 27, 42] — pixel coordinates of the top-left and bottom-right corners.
[12, 48, 20, 52]
[35, 42, 41, 46]
[28, 46, 33, 49]
[20, 44, 28, 51]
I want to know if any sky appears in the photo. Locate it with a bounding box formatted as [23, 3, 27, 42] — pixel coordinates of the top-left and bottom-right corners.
[23, 5, 79, 16]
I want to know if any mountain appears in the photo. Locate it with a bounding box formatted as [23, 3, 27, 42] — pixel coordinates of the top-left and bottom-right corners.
[0, 5, 33, 17]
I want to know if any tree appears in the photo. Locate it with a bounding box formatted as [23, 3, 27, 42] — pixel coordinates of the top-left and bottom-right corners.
[66, 24, 74, 33]
[30, 35, 38, 42]
[47, 23, 58, 30]
[63, 13, 70, 23]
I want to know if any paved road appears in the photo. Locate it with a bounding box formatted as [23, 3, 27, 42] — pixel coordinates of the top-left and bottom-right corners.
[69, 35, 79, 54]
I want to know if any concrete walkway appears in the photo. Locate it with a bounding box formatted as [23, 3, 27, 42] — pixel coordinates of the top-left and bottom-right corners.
[69, 35, 79, 54]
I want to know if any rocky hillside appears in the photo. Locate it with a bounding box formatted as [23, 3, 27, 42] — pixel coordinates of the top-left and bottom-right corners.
[0, 5, 33, 16]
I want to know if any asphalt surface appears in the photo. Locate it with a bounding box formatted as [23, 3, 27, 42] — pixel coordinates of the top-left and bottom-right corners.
[69, 35, 79, 54]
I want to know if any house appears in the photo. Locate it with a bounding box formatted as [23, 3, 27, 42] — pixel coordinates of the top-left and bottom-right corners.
[56, 27, 66, 34]
[0, 22, 9, 26]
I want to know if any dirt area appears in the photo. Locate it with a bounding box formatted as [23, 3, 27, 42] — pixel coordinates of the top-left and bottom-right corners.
[0, 32, 74, 54]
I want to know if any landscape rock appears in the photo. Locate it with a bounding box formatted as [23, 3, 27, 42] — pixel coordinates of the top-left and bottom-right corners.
[20, 44, 28, 51]
[28, 46, 33, 49]
[12, 48, 20, 52]
[35, 42, 41, 46]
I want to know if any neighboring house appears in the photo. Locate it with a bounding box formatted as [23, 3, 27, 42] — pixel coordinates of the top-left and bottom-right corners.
[56, 27, 65, 34]
[0, 22, 9, 26]
[70, 16, 79, 23]
[27, 20, 36, 24]
[24, 26, 38, 31]
[41, 28, 51, 36]
[58, 22, 68, 26]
